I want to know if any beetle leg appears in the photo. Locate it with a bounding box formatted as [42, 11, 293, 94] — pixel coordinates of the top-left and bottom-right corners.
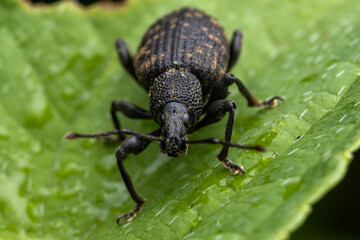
[189, 100, 245, 175]
[227, 30, 243, 72]
[111, 100, 153, 141]
[115, 39, 137, 80]
[227, 74, 284, 107]
[205, 73, 283, 111]
[115, 129, 161, 224]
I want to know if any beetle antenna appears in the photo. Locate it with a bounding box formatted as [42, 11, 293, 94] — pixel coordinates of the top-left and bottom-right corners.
[185, 138, 265, 152]
[65, 130, 264, 151]
[64, 128, 162, 142]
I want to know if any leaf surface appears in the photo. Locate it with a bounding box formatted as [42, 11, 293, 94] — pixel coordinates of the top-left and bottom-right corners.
[0, 0, 359, 239]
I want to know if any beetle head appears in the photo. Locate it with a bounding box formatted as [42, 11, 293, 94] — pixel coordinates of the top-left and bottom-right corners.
[158, 102, 193, 157]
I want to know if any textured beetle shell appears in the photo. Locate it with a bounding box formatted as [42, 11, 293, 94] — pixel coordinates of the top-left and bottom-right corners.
[149, 69, 203, 121]
[134, 8, 230, 99]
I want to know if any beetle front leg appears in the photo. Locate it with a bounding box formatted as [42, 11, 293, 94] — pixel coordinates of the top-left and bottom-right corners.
[115, 129, 161, 224]
[190, 100, 245, 175]
[111, 100, 153, 141]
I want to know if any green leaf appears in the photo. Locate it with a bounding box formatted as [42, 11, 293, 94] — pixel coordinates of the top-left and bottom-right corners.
[0, 0, 359, 239]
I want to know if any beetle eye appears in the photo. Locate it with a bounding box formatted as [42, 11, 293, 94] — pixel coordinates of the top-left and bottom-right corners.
[183, 113, 190, 126]
[158, 113, 166, 125]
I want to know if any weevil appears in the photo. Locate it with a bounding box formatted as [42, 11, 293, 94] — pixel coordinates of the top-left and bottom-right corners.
[65, 8, 283, 224]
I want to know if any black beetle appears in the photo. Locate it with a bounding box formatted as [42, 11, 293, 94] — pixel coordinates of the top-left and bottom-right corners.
[65, 8, 283, 224]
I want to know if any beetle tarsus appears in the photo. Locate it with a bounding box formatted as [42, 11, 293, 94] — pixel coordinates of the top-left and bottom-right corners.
[259, 96, 284, 108]
[116, 203, 144, 225]
[222, 159, 246, 175]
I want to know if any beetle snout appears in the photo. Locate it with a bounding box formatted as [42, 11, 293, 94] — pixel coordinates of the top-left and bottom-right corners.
[160, 136, 188, 157]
